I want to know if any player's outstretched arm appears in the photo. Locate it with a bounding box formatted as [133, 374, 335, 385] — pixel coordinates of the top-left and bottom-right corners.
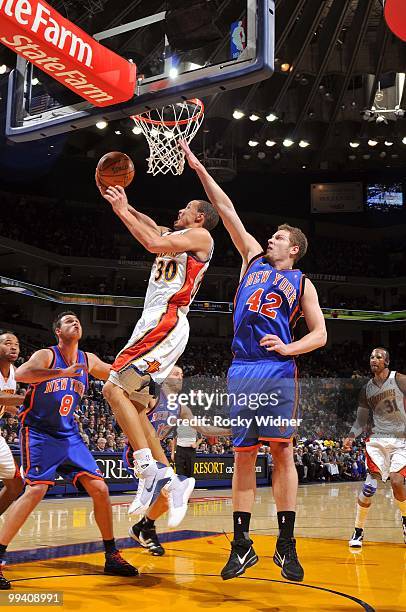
[260, 280, 327, 356]
[103, 186, 212, 257]
[86, 353, 111, 381]
[15, 350, 87, 384]
[180, 141, 262, 265]
[97, 176, 169, 236]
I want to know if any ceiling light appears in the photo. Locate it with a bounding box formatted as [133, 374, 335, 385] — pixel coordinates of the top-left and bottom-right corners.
[265, 140, 276, 147]
[96, 120, 108, 129]
[0, 64, 7, 75]
[257, 152, 266, 159]
[283, 138, 294, 147]
[349, 141, 360, 148]
[233, 109, 245, 120]
[299, 140, 310, 148]
[274, 152, 281, 160]
[384, 140, 393, 146]
[31, 77, 40, 85]
[266, 112, 278, 122]
[249, 113, 260, 121]
[114, 130, 121, 135]
[368, 139, 378, 147]
[132, 126, 142, 135]
[169, 67, 178, 79]
[248, 139, 259, 147]
[402, 137, 406, 145]
[280, 63, 290, 72]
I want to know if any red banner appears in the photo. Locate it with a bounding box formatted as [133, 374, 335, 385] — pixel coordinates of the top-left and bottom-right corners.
[0, 0, 136, 107]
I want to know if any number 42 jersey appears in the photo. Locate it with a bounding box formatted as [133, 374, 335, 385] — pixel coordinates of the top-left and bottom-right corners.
[232, 255, 305, 363]
[20, 346, 88, 437]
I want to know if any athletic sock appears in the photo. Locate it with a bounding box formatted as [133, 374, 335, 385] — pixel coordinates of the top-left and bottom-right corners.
[355, 501, 371, 530]
[233, 511, 251, 541]
[142, 516, 155, 529]
[277, 511, 296, 540]
[103, 538, 117, 555]
[133, 448, 155, 472]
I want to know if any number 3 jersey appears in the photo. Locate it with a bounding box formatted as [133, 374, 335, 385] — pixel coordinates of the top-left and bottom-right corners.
[19, 346, 88, 438]
[232, 254, 305, 363]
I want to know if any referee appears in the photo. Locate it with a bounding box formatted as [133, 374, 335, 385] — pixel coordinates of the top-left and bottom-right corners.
[170, 423, 202, 478]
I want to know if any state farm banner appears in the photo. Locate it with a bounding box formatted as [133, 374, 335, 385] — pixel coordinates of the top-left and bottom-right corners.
[311, 182, 363, 213]
[0, 0, 136, 106]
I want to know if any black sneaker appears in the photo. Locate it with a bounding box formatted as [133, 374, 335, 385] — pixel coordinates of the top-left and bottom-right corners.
[104, 551, 139, 577]
[0, 564, 10, 590]
[221, 538, 258, 581]
[349, 527, 364, 548]
[129, 523, 165, 556]
[273, 537, 304, 582]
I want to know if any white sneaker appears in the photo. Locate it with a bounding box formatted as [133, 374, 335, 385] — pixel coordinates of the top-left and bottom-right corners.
[349, 528, 364, 548]
[166, 476, 195, 528]
[128, 463, 171, 516]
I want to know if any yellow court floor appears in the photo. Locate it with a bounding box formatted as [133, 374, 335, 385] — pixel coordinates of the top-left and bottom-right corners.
[1, 482, 405, 611]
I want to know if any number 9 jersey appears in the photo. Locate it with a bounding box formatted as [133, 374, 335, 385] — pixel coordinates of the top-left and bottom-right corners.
[20, 346, 88, 437]
[232, 254, 305, 363]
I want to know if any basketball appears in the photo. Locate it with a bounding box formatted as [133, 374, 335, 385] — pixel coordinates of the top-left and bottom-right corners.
[96, 151, 135, 189]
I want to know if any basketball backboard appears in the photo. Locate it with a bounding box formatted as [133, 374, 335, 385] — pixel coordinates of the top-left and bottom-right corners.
[5, 0, 274, 141]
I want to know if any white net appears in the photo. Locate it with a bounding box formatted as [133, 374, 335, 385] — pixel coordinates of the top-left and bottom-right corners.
[131, 99, 204, 176]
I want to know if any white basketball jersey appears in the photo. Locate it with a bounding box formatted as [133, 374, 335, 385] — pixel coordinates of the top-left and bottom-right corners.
[144, 229, 213, 314]
[366, 371, 406, 436]
[0, 365, 16, 394]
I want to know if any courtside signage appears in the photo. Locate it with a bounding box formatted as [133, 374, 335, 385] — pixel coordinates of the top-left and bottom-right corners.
[0, 0, 136, 106]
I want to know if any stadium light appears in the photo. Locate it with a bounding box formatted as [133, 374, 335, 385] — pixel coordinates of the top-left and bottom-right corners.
[233, 109, 245, 119]
[132, 126, 142, 135]
[96, 121, 108, 129]
[349, 141, 360, 148]
[299, 140, 310, 148]
[283, 138, 294, 147]
[248, 139, 259, 147]
[368, 139, 378, 147]
[384, 140, 394, 146]
[265, 140, 276, 147]
[249, 113, 260, 121]
[266, 112, 278, 122]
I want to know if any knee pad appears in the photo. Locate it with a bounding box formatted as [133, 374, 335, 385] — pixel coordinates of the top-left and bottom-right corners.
[361, 474, 377, 499]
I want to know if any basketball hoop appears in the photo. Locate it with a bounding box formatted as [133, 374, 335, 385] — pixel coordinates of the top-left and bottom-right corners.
[131, 99, 204, 176]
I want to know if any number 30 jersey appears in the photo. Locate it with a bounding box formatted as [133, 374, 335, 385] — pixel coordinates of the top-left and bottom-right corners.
[232, 254, 305, 363]
[144, 229, 213, 315]
[19, 346, 88, 438]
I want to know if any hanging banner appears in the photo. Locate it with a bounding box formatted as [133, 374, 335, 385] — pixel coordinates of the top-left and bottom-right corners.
[0, 0, 136, 106]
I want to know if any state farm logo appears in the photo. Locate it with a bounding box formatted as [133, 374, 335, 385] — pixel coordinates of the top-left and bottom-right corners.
[0, 0, 93, 66]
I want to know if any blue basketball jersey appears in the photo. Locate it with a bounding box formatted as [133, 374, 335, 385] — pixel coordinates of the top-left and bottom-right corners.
[20, 346, 88, 438]
[232, 254, 305, 362]
[147, 390, 181, 440]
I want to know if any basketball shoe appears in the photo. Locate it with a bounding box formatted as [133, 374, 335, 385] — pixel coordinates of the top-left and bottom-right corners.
[166, 475, 195, 528]
[0, 563, 10, 590]
[349, 528, 364, 548]
[104, 551, 138, 577]
[273, 537, 304, 582]
[128, 462, 172, 516]
[129, 520, 165, 556]
[221, 537, 258, 580]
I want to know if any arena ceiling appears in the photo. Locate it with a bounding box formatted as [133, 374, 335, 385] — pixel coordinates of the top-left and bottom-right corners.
[0, 0, 405, 173]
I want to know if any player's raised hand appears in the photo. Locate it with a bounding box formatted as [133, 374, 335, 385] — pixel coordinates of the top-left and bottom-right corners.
[260, 334, 291, 356]
[103, 185, 128, 215]
[179, 140, 202, 171]
[63, 363, 88, 378]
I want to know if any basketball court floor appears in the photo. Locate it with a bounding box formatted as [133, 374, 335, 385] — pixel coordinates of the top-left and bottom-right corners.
[2, 482, 405, 611]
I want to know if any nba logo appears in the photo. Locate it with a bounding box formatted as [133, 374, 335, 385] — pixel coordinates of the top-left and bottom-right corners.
[231, 20, 247, 59]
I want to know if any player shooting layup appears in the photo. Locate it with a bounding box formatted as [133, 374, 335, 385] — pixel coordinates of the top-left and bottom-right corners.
[97, 183, 219, 516]
[344, 347, 406, 547]
[181, 140, 327, 582]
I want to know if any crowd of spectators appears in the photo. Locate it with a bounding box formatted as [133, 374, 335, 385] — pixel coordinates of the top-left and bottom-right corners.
[1, 191, 405, 279]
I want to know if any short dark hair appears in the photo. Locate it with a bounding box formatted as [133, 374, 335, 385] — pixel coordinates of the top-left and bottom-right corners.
[195, 199, 219, 231]
[277, 223, 308, 262]
[52, 311, 79, 336]
[0, 331, 17, 342]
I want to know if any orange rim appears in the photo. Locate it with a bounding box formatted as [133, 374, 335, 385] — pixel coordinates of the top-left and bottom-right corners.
[131, 98, 204, 127]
